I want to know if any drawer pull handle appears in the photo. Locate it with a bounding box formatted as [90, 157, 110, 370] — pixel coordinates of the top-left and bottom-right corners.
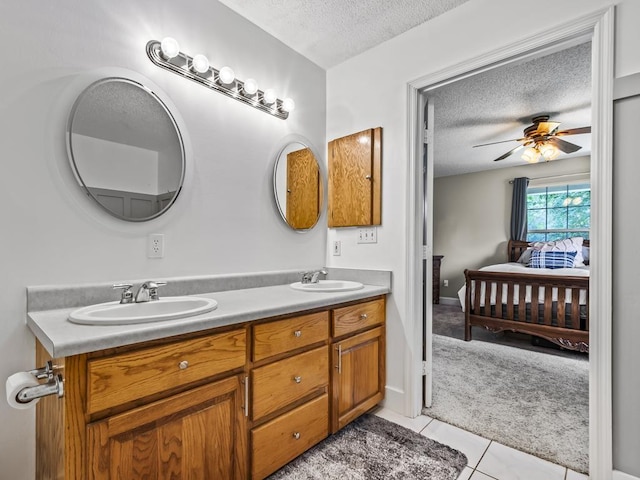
[293, 432, 301, 440]
[293, 376, 302, 384]
[178, 360, 189, 370]
[294, 330, 302, 337]
[360, 313, 368, 320]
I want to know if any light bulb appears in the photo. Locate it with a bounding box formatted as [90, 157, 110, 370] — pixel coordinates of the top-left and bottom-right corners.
[243, 78, 258, 96]
[539, 143, 560, 161]
[218, 66, 235, 85]
[281, 98, 295, 112]
[521, 147, 540, 164]
[263, 89, 277, 105]
[160, 37, 180, 59]
[191, 54, 210, 74]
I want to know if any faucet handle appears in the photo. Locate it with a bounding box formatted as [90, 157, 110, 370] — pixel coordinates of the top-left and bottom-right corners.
[146, 280, 167, 300]
[113, 283, 134, 304]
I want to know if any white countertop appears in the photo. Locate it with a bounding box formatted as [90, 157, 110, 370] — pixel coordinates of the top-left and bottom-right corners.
[28, 283, 389, 358]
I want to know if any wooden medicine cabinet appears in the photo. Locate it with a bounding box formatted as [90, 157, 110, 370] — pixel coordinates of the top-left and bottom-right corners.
[328, 127, 382, 227]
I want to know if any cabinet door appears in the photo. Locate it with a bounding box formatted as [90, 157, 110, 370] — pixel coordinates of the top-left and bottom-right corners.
[331, 326, 385, 432]
[87, 376, 247, 480]
[286, 147, 321, 230]
[328, 127, 382, 227]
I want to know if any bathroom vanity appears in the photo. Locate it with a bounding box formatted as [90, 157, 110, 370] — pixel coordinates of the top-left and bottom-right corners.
[26, 272, 389, 479]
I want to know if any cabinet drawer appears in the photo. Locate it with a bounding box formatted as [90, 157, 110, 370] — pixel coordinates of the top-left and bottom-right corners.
[87, 328, 246, 414]
[332, 298, 385, 337]
[252, 346, 328, 420]
[253, 311, 329, 362]
[251, 394, 329, 479]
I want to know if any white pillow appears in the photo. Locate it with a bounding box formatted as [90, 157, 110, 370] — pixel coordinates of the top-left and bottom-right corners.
[532, 237, 585, 267]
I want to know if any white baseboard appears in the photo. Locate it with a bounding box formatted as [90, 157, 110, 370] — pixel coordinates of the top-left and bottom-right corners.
[613, 470, 640, 480]
[438, 296, 460, 307]
[381, 385, 405, 415]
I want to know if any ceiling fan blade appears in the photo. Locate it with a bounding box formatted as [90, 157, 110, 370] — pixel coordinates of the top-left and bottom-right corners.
[555, 126, 591, 136]
[494, 144, 524, 162]
[547, 137, 582, 154]
[473, 137, 525, 148]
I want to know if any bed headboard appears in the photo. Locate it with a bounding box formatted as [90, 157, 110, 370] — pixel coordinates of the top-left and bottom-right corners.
[507, 238, 590, 262]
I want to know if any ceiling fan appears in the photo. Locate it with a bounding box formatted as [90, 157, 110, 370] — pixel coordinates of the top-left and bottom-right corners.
[473, 115, 591, 163]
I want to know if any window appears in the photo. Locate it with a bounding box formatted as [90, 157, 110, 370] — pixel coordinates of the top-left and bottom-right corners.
[526, 183, 590, 242]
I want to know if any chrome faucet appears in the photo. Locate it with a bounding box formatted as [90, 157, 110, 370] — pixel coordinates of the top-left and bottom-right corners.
[134, 281, 167, 303]
[301, 269, 327, 284]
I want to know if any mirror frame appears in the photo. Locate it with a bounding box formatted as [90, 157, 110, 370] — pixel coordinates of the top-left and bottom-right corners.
[67, 77, 186, 222]
[272, 139, 325, 232]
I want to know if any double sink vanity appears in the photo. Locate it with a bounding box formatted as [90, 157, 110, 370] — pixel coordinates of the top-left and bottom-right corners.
[26, 268, 390, 479]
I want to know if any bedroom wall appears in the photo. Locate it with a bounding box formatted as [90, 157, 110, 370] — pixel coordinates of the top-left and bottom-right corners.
[433, 156, 591, 301]
[0, 2, 326, 478]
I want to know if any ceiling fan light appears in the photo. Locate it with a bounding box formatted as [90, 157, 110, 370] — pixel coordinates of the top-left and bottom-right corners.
[539, 143, 560, 161]
[522, 147, 540, 164]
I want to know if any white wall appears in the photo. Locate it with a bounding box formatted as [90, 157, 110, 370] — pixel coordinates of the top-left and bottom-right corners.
[326, 0, 639, 476]
[434, 156, 590, 299]
[0, 1, 325, 478]
[73, 134, 160, 194]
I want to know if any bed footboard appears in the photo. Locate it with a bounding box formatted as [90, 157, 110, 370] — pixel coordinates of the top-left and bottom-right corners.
[463, 269, 589, 353]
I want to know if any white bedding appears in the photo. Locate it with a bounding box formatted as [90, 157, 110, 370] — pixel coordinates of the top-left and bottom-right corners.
[457, 262, 590, 312]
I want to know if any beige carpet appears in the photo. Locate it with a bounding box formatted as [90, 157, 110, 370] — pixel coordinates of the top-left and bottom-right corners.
[424, 333, 588, 473]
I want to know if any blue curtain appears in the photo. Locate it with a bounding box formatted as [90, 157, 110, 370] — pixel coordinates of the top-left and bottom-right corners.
[510, 177, 530, 241]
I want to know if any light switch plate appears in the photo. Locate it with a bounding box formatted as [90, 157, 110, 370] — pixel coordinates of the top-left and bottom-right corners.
[332, 240, 341, 256]
[357, 227, 377, 244]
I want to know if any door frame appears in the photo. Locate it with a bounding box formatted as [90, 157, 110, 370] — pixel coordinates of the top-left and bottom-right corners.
[405, 7, 613, 478]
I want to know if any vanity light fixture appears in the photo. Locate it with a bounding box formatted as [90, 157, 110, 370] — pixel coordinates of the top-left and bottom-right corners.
[147, 38, 294, 120]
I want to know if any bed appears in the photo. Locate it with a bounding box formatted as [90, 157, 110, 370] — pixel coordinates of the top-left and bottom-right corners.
[460, 239, 590, 353]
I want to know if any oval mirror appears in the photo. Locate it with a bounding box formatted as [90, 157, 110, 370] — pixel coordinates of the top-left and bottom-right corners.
[67, 77, 185, 221]
[273, 142, 323, 231]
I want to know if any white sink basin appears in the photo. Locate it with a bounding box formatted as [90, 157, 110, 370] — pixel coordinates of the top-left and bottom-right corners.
[290, 280, 364, 292]
[68, 296, 218, 325]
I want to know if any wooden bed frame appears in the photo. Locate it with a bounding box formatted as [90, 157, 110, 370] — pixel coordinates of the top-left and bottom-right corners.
[464, 239, 589, 353]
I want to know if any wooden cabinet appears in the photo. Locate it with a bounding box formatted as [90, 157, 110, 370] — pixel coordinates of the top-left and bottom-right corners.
[87, 376, 247, 480]
[286, 147, 322, 230]
[249, 312, 330, 479]
[331, 298, 386, 432]
[328, 127, 382, 227]
[35, 296, 385, 480]
[36, 327, 248, 480]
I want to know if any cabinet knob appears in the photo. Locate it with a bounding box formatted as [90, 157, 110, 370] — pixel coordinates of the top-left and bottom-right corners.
[293, 432, 301, 440]
[365, 175, 372, 180]
[360, 313, 368, 320]
[178, 360, 189, 370]
[293, 376, 302, 384]
[293, 330, 302, 338]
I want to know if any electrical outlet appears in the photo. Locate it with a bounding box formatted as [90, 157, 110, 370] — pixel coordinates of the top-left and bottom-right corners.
[333, 241, 341, 256]
[147, 234, 164, 258]
[357, 227, 378, 244]
[443, 279, 449, 287]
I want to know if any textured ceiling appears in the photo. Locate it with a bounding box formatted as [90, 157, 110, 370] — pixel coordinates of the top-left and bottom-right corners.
[219, 0, 591, 178]
[429, 41, 592, 177]
[218, 0, 472, 68]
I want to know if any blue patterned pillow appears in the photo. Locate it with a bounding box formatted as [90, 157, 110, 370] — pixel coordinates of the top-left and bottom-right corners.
[528, 250, 577, 269]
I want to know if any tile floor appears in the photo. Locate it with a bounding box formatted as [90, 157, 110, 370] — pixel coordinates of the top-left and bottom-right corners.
[373, 407, 589, 480]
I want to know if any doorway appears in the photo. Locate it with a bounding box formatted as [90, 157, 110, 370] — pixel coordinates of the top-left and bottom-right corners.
[406, 8, 614, 478]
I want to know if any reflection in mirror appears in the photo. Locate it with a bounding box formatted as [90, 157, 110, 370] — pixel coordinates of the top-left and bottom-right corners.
[68, 77, 185, 221]
[273, 142, 323, 231]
